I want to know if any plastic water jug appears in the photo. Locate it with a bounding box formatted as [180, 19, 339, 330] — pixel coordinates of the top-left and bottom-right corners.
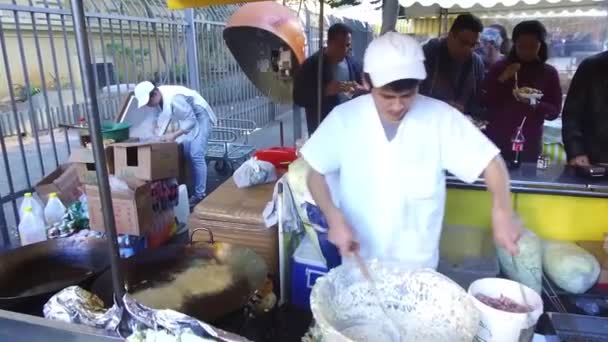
[18, 207, 47, 246]
[19, 192, 44, 222]
[174, 184, 189, 233]
[44, 192, 66, 226]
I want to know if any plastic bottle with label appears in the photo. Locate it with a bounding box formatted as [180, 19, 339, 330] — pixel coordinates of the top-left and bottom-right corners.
[44, 192, 66, 226]
[19, 192, 44, 222]
[18, 207, 47, 246]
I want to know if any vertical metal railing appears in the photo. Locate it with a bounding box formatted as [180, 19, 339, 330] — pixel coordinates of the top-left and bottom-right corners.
[0, 1, 374, 247]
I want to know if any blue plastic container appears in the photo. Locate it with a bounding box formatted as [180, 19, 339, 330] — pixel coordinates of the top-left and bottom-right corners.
[290, 236, 328, 310]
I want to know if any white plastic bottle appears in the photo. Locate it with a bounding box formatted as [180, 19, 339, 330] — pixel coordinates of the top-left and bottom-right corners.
[19, 192, 44, 222]
[44, 192, 66, 226]
[174, 184, 189, 229]
[19, 207, 47, 246]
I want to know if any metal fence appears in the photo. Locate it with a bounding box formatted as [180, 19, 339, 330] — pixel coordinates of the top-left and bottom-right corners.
[0, 0, 373, 246]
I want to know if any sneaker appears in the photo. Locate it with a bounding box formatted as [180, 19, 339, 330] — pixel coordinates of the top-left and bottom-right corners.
[189, 195, 204, 207]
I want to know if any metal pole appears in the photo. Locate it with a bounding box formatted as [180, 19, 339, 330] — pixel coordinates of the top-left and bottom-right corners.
[292, 104, 302, 141]
[316, 0, 325, 130]
[69, 0, 125, 306]
[185, 9, 201, 91]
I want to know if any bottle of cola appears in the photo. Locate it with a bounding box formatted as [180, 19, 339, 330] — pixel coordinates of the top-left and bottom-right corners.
[509, 126, 525, 169]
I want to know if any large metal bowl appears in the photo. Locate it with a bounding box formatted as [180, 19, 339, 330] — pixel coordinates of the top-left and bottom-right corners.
[310, 261, 480, 342]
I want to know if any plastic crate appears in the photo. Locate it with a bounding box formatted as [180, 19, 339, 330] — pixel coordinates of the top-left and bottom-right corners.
[291, 236, 328, 310]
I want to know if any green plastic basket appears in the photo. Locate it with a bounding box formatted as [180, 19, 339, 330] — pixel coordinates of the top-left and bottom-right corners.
[101, 122, 131, 142]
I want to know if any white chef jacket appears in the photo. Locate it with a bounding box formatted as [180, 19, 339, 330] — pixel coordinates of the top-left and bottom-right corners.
[300, 94, 499, 269]
[154, 85, 218, 142]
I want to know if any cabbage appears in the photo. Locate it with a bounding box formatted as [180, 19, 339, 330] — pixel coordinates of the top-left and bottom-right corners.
[497, 229, 542, 294]
[543, 240, 600, 294]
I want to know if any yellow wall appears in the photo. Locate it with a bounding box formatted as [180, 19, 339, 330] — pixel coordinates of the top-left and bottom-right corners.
[445, 188, 608, 241]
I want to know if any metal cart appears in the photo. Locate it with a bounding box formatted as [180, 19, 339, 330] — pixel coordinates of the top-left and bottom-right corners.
[206, 118, 258, 175]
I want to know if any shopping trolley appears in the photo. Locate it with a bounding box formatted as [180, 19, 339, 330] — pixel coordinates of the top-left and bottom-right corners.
[206, 118, 258, 175]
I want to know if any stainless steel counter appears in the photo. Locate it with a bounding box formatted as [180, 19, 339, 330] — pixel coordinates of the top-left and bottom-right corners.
[446, 163, 608, 198]
[0, 309, 121, 342]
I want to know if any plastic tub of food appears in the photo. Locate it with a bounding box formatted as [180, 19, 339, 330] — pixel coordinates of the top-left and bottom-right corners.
[469, 278, 544, 342]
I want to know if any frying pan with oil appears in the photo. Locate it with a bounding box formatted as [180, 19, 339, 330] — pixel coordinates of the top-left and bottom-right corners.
[92, 228, 268, 323]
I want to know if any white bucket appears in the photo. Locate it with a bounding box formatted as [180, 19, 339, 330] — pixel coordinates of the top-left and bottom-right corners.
[468, 278, 543, 342]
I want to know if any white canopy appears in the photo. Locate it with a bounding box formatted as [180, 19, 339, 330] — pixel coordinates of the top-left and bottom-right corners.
[400, 0, 606, 17]
[332, 0, 605, 23]
[399, 0, 604, 8]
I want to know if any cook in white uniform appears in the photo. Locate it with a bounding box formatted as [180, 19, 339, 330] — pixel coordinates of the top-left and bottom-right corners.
[134, 81, 217, 205]
[301, 32, 521, 268]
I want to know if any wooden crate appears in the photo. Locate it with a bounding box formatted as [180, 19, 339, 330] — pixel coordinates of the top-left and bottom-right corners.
[189, 178, 278, 275]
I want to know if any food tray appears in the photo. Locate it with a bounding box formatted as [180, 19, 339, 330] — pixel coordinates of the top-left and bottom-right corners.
[549, 313, 608, 342]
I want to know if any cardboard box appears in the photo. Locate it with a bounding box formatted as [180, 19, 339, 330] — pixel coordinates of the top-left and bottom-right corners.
[68, 146, 115, 185]
[113, 142, 178, 181]
[85, 180, 174, 236]
[35, 164, 82, 205]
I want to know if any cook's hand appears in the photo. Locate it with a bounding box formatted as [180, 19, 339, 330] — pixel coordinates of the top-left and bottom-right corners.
[499, 63, 521, 83]
[448, 101, 465, 113]
[569, 155, 591, 167]
[325, 81, 341, 96]
[326, 210, 358, 257]
[492, 208, 523, 256]
[160, 133, 177, 142]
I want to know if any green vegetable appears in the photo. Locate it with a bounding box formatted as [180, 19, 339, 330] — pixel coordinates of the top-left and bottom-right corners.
[497, 229, 542, 294]
[543, 240, 600, 294]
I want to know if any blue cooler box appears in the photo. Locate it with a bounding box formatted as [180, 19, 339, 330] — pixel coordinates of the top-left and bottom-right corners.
[291, 236, 328, 310]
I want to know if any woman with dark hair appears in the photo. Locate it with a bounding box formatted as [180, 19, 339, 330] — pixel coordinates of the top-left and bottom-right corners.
[483, 20, 562, 163]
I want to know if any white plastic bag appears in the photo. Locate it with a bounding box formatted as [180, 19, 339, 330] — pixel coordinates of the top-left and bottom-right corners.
[497, 229, 543, 294]
[543, 240, 600, 294]
[233, 159, 277, 188]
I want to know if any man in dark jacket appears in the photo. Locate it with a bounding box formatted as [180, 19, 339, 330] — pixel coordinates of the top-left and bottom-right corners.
[562, 51, 608, 165]
[293, 23, 363, 135]
[420, 14, 485, 118]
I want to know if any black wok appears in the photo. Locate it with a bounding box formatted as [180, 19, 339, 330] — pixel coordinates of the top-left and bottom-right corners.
[91, 228, 268, 323]
[0, 236, 110, 313]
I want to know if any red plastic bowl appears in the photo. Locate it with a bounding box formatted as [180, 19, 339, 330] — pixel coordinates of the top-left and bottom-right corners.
[255, 147, 297, 170]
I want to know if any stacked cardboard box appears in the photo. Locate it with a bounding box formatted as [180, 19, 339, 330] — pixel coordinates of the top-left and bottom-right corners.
[35, 164, 82, 204]
[82, 141, 180, 243]
[189, 178, 278, 275]
[68, 146, 115, 185]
